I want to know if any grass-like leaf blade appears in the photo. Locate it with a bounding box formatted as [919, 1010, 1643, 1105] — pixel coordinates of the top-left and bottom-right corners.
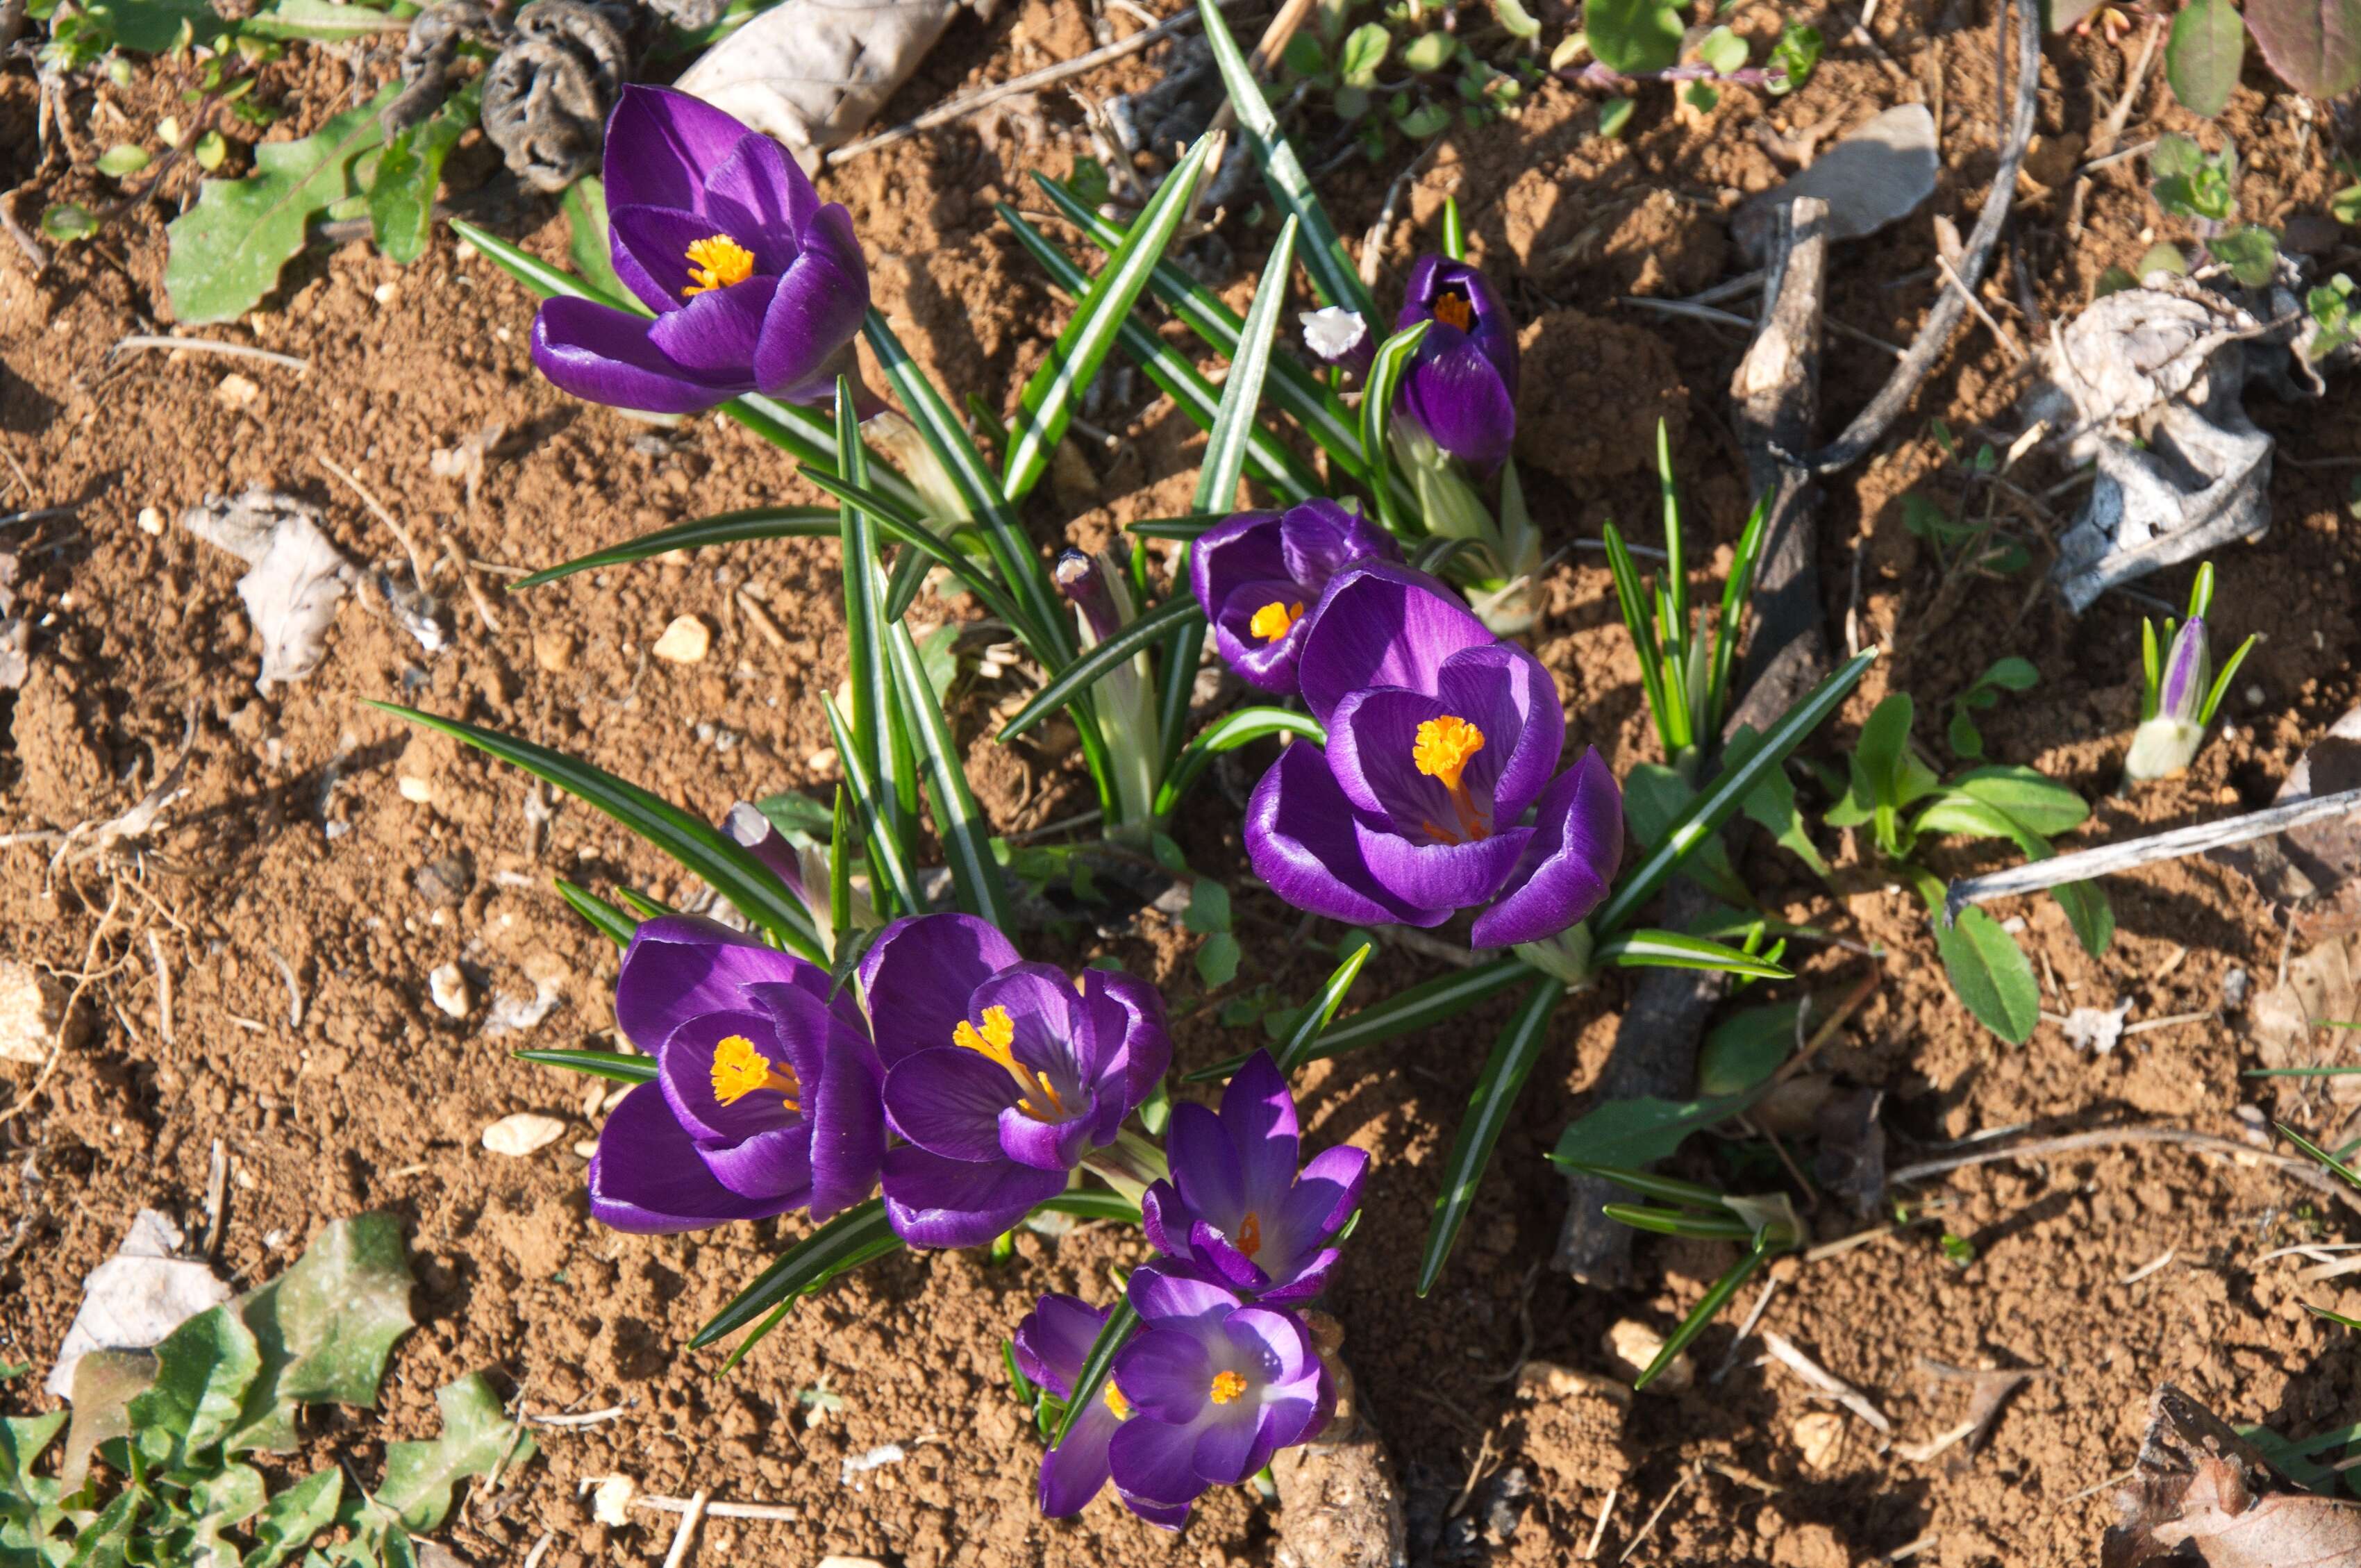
[1053, 1297, 1140, 1446]
[888, 622, 1013, 927]
[1192, 214, 1300, 513]
[513, 1048, 655, 1083]
[1417, 976, 1562, 1296]
[1361, 321, 1431, 537]
[822, 694, 924, 917]
[509, 508, 839, 590]
[553, 878, 637, 944]
[690, 1199, 902, 1349]
[1153, 707, 1326, 818]
[1594, 928, 1791, 980]
[1180, 953, 1541, 1082]
[998, 596, 1203, 743]
[836, 377, 910, 849]
[370, 703, 826, 963]
[1274, 939, 1374, 1075]
[1637, 1242, 1772, 1389]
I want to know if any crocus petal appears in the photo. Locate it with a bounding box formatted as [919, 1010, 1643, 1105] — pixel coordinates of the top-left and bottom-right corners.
[998, 1096, 1097, 1171]
[859, 912, 1021, 1067]
[1188, 512, 1289, 620]
[694, 1121, 813, 1203]
[1118, 1490, 1194, 1531]
[1401, 331, 1518, 469]
[614, 916, 827, 1057]
[1325, 684, 1452, 821]
[1081, 967, 1171, 1126]
[1128, 1265, 1242, 1332]
[1296, 561, 1494, 725]
[1108, 1410, 1210, 1510]
[1437, 643, 1564, 821]
[1213, 578, 1316, 695]
[1245, 743, 1452, 928]
[701, 130, 822, 264]
[1472, 747, 1623, 948]
[878, 1144, 1064, 1249]
[1399, 254, 1518, 397]
[1113, 1328, 1215, 1425]
[1356, 817, 1533, 910]
[796, 1002, 885, 1221]
[969, 964, 1090, 1085]
[608, 202, 740, 314]
[752, 204, 870, 401]
[1140, 1181, 1190, 1261]
[1228, 1304, 1316, 1385]
[1165, 1101, 1244, 1231]
[1252, 1247, 1339, 1306]
[647, 274, 781, 378]
[1219, 1052, 1300, 1204]
[531, 297, 748, 415]
[883, 1047, 1018, 1163]
[657, 1008, 800, 1145]
[1014, 1293, 1106, 1397]
[1284, 1144, 1369, 1241]
[1186, 1221, 1271, 1295]
[587, 1081, 801, 1233]
[602, 85, 755, 216]
[1192, 1404, 1278, 1487]
[1040, 1397, 1123, 1517]
[1278, 497, 1397, 586]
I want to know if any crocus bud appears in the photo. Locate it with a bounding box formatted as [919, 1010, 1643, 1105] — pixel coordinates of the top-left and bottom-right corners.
[2125, 617, 2210, 781]
[723, 801, 874, 950]
[862, 408, 973, 534]
[1054, 549, 1126, 642]
[1300, 306, 1373, 375]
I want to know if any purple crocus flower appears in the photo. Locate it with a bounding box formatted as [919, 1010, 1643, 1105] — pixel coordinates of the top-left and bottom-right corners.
[864, 914, 1171, 1249]
[2126, 616, 2212, 781]
[1396, 254, 1519, 469]
[531, 85, 869, 415]
[1012, 1294, 1189, 1528]
[1188, 498, 1400, 697]
[1141, 1052, 1365, 1305]
[1243, 562, 1621, 946]
[588, 916, 884, 1233]
[1107, 1270, 1333, 1524]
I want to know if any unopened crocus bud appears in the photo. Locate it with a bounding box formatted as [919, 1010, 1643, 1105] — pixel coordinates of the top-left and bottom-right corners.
[1054, 548, 1126, 642]
[1053, 549, 1157, 833]
[2125, 617, 2210, 781]
[1300, 306, 1373, 375]
[723, 801, 875, 950]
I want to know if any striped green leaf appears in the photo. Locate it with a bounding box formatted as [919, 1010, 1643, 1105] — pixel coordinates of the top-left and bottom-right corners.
[509, 508, 838, 590]
[1360, 320, 1430, 537]
[796, 468, 1031, 631]
[512, 1047, 654, 1083]
[1193, 214, 1299, 514]
[888, 621, 1012, 926]
[997, 595, 1203, 744]
[1153, 706, 1326, 819]
[1417, 975, 1562, 1295]
[1274, 939, 1374, 1076]
[835, 377, 910, 849]
[690, 1199, 901, 1348]
[1184, 953, 1531, 1082]
[1594, 928, 1792, 980]
[822, 694, 924, 917]
[1003, 134, 1217, 502]
[553, 878, 637, 945]
[369, 702, 826, 962]
[1053, 1296, 1140, 1445]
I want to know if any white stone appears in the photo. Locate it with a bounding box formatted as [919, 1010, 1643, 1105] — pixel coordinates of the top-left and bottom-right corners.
[481, 1112, 566, 1157]
[397, 774, 434, 804]
[137, 507, 165, 535]
[428, 963, 471, 1019]
[0, 959, 81, 1065]
[652, 615, 711, 664]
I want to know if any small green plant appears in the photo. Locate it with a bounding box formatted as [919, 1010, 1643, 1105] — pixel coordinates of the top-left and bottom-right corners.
[1939, 1231, 1976, 1267]
[2147, 134, 2282, 288]
[1821, 693, 2110, 1043]
[2121, 0, 2361, 115]
[1946, 657, 2039, 760]
[2126, 561, 2255, 782]
[1282, 0, 1546, 161]
[2308, 274, 2358, 360]
[1, 1216, 530, 1567]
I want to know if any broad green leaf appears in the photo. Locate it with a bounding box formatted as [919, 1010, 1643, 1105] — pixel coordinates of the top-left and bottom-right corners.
[1696, 1001, 1802, 1097]
[370, 702, 826, 963]
[691, 1200, 903, 1347]
[1194, 932, 1242, 988]
[887, 622, 1012, 927]
[240, 0, 403, 38]
[61, 1349, 153, 1487]
[1418, 977, 1560, 1295]
[1949, 765, 2089, 836]
[0, 1411, 67, 1541]
[1598, 96, 1635, 138]
[250, 1468, 343, 1568]
[2211, 224, 2281, 289]
[1003, 134, 1215, 502]
[370, 81, 482, 266]
[1549, 1089, 1758, 1169]
[1730, 725, 1829, 876]
[1853, 692, 1916, 813]
[1340, 20, 1390, 82]
[127, 1304, 260, 1465]
[87, 0, 215, 49]
[1585, 0, 1684, 74]
[1699, 23, 1749, 72]
[1403, 29, 1457, 70]
[1184, 955, 1533, 1083]
[509, 508, 838, 590]
[1494, 0, 1543, 37]
[1193, 215, 1300, 514]
[1931, 902, 2040, 1044]
[374, 1372, 532, 1535]
[1768, 21, 1823, 90]
[2245, 0, 2361, 98]
[166, 86, 400, 324]
[1196, 0, 1378, 319]
[97, 143, 149, 178]
[226, 1213, 417, 1453]
[186, 1462, 271, 1544]
[1275, 939, 1374, 1075]
[2051, 876, 2115, 960]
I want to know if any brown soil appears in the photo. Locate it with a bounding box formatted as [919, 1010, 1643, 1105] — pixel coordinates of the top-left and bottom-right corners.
[6, 2, 2361, 1565]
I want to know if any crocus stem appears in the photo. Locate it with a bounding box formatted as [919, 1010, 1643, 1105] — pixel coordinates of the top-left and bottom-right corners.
[1081, 1126, 1169, 1201]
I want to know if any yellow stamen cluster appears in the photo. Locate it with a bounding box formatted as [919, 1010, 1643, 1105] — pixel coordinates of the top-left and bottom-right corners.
[1209, 1370, 1249, 1406]
[710, 1033, 801, 1112]
[1104, 1381, 1133, 1419]
[1249, 599, 1305, 643]
[1413, 715, 1491, 844]
[683, 234, 756, 297]
[1235, 1212, 1264, 1259]
[953, 1006, 1069, 1118]
[1432, 289, 1475, 331]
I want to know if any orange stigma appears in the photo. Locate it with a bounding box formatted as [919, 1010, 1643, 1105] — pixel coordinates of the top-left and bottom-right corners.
[709, 1034, 801, 1112]
[953, 1006, 1069, 1118]
[1432, 289, 1474, 331]
[1249, 600, 1306, 643]
[1209, 1370, 1249, 1406]
[1235, 1212, 1263, 1258]
[1413, 715, 1491, 844]
[683, 234, 756, 297]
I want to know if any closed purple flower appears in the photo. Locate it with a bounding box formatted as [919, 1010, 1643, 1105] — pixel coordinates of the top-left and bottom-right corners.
[1012, 1294, 1189, 1528]
[1243, 562, 1621, 944]
[1107, 1270, 1333, 1524]
[865, 915, 1170, 1249]
[1396, 255, 1518, 469]
[589, 915, 884, 1233]
[531, 85, 869, 415]
[1189, 499, 1399, 697]
[1141, 1052, 1365, 1305]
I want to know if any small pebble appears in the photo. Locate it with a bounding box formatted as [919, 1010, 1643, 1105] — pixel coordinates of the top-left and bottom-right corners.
[2245, 684, 2266, 708]
[374, 282, 397, 305]
[591, 1476, 635, 1527]
[428, 962, 471, 1019]
[533, 627, 576, 672]
[137, 507, 164, 535]
[1603, 1319, 1692, 1392]
[806, 746, 839, 776]
[397, 775, 434, 804]
[652, 615, 711, 664]
[482, 1112, 566, 1157]
[214, 373, 260, 408]
[1793, 1410, 1844, 1470]
[572, 1139, 599, 1159]
[414, 853, 473, 907]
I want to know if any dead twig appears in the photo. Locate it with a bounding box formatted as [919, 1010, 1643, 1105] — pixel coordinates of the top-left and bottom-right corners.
[317, 455, 433, 595]
[442, 540, 504, 635]
[110, 333, 309, 373]
[1935, 252, 2027, 364]
[523, 1402, 635, 1427]
[637, 1492, 798, 1523]
[1710, 1276, 1781, 1384]
[658, 1489, 709, 1568]
[1583, 1485, 1618, 1560]
[1760, 1331, 1892, 1434]
[1617, 1465, 1697, 1565]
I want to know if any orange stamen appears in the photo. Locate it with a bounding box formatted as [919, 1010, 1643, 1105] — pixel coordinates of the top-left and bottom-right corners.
[1249, 600, 1305, 643]
[1412, 715, 1491, 842]
[1236, 1212, 1263, 1258]
[953, 1006, 1069, 1118]
[710, 1033, 801, 1112]
[1433, 290, 1474, 331]
[1209, 1370, 1249, 1406]
[683, 234, 756, 297]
